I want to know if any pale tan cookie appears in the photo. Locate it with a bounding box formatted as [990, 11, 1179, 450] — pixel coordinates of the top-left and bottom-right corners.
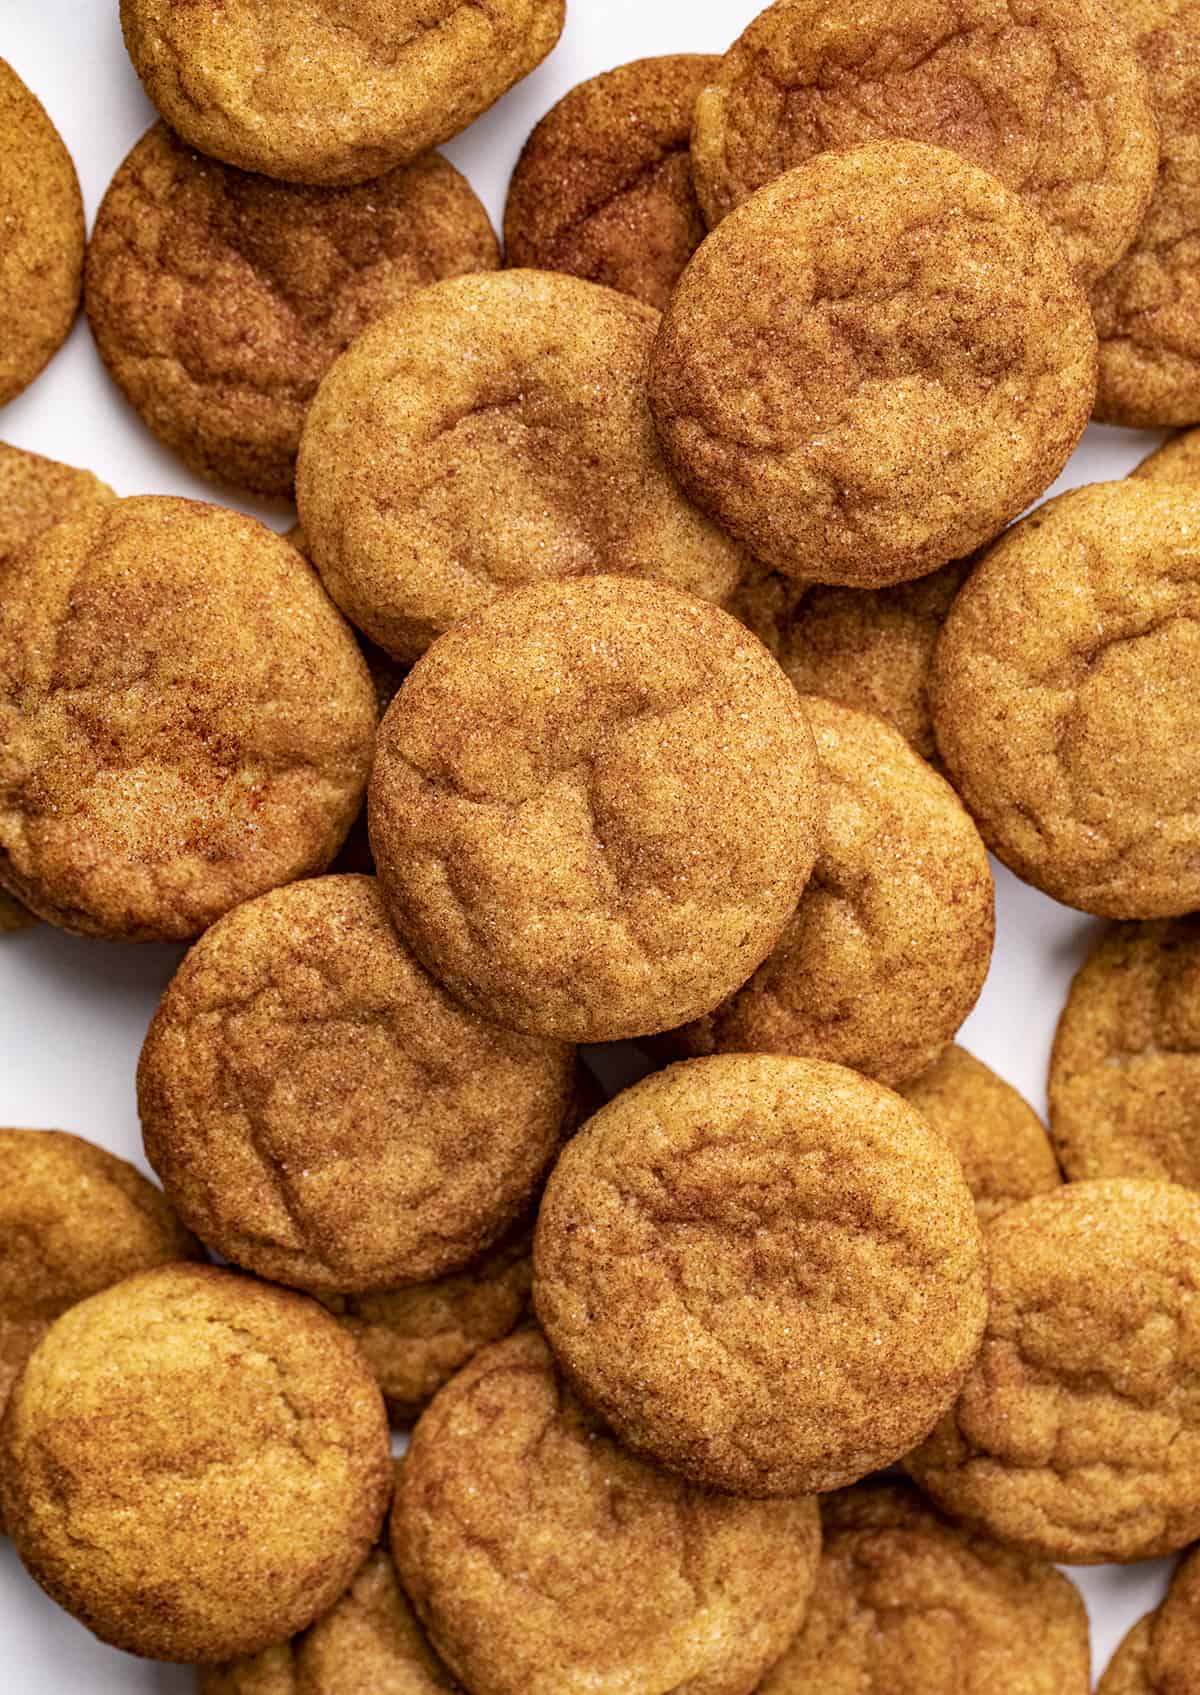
[730, 556, 973, 762]
[0, 441, 114, 567]
[690, 0, 1160, 287]
[932, 480, 1200, 918]
[1099, 1617, 1158, 1695]
[757, 1481, 1090, 1695]
[393, 1328, 822, 1695]
[503, 56, 717, 311]
[120, 0, 564, 187]
[368, 575, 822, 1043]
[0, 1263, 392, 1662]
[1096, 1545, 1200, 1692]
[907, 1179, 1200, 1563]
[0, 61, 84, 405]
[86, 124, 499, 497]
[901, 1045, 1062, 1223]
[649, 143, 1096, 586]
[1134, 427, 1200, 485]
[661, 698, 993, 1086]
[534, 1055, 987, 1497]
[1092, 1, 1200, 427]
[297, 271, 748, 663]
[139, 876, 576, 1293]
[0, 496, 376, 941]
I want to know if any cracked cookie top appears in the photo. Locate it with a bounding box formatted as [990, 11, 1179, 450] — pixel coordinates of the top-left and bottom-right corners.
[932, 479, 1200, 918]
[758, 1481, 1090, 1694]
[649, 142, 1096, 587]
[85, 123, 499, 497]
[0, 496, 377, 942]
[138, 875, 576, 1292]
[0, 1263, 392, 1662]
[660, 697, 994, 1086]
[119, 0, 565, 186]
[906, 1178, 1200, 1563]
[690, 0, 1159, 287]
[368, 575, 822, 1042]
[533, 1054, 987, 1496]
[296, 270, 749, 663]
[503, 56, 717, 311]
[1134, 426, 1200, 488]
[392, 1328, 821, 1695]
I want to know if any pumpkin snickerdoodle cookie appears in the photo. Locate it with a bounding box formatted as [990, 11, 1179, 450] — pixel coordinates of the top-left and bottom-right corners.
[534, 1055, 987, 1497]
[0, 497, 376, 942]
[757, 1481, 1090, 1695]
[393, 1328, 821, 1695]
[139, 876, 576, 1293]
[504, 56, 717, 311]
[1134, 426, 1200, 485]
[120, 0, 564, 187]
[907, 1179, 1200, 1563]
[932, 480, 1200, 918]
[0, 1263, 392, 1662]
[368, 575, 822, 1043]
[0, 442, 114, 567]
[660, 697, 993, 1086]
[649, 143, 1096, 587]
[1098, 1546, 1200, 1693]
[86, 124, 499, 497]
[689, 0, 1159, 287]
[297, 270, 748, 663]
[0, 61, 84, 406]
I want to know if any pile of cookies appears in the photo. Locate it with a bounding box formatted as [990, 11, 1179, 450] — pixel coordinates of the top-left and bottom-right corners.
[2, 0, 1200, 1688]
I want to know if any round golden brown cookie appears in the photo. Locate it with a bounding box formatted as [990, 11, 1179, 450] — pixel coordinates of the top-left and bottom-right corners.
[757, 1481, 1090, 1695]
[0, 441, 114, 567]
[0, 62, 84, 406]
[139, 876, 576, 1292]
[932, 480, 1200, 918]
[533, 1054, 987, 1497]
[324, 1223, 532, 1422]
[368, 575, 822, 1042]
[0, 1262, 392, 1661]
[660, 698, 993, 1086]
[649, 143, 1096, 587]
[1134, 426, 1200, 485]
[901, 1045, 1062, 1223]
[119, 0, 565, 187]
[503, 56, 716, 312]
[1098, 1550, 1200, 1695]
[86, 124, 499, 498]
[906, 1178, 1200, 1563]
[1099, 1618, 1158, 1695]
[690, 0, 1159, 287]
[1091, 2, 1200, 427]
[0, 1128, 197, 1530]
[1048, 919, 1200, 1187]
[730, 555, 973, 762]
[0, 496, 376, 942]
[297, 270, 748, 663]
[393, 1328, 821, 1695]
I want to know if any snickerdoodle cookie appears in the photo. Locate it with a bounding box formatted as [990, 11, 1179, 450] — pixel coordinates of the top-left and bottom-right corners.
[86, 125, 499, 497]
[503, 56, 716, 311]
[297, 271, 748, 662]
[932, 480, 1200, 918]
[1134, 426, 1200, 485]
[901, 1046, 1062, 1223]
[394, 1328, 821, 1695]
[534, 1055, 987, 1496]
[139, 876, 576, 1292]
[0, 1263, 392, 1661]
[0, 497, 375, 941]
[120, 0, 564, 187]
[689, 0, 1159, 287]
[758, 1482, 1090, 1695]
[661, 698, 993, 1085]
[0, 442, 114, 567]
[649, 143, 1096, 587]
[1092, 2, 1200, 427]
[907, 1178, 1200, 1563]
[1097, 1547, 1200, 1694]
[730, 556, 973, 762]
[369, 576, 822, 1042]
[0, 62, 84, 406]
[1049, 920, 1200, 1187]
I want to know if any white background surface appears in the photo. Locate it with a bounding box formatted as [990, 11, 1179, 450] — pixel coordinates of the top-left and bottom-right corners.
[0, 0, 1182, 1686]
